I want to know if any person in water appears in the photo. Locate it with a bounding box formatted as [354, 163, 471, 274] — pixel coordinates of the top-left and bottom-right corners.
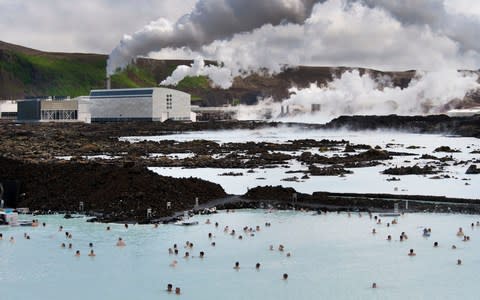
[283, 273, 288, 280]
[169, 260, 178, 267]
[175, 287, 181, 295]
[233, 262, 240, 270]
[372, 228, 376, 234]
[372, 282, 377, 289]
[408, 249, 416, 256]
[434, 242, 439, 247]
[167, 284, 173, 293]
[457, 259, 462, 265]
[88, 249, 96, 257]
[256, 263, 261, 270]
[457, 227, 464, 236]
[452, 245, 457, 249]
[116, 237, 126, 247]
[387, 235, 392, 241]
[199, 251, 205, 258]
[75, 250, 80, 257]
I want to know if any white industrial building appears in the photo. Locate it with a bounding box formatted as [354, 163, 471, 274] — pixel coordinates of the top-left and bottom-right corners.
[16, 87, 195, 123]
[88, 87, 195, 122]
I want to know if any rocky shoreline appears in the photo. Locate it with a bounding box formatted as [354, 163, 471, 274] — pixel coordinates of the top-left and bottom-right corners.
[0, 115, 479, 223]
[0, 157, 226, 223]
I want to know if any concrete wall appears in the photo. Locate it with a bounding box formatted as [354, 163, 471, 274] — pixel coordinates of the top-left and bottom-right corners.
[152, 88, 191, 121]
[89, 97, 153, 121]
[41, 100, 78, 110]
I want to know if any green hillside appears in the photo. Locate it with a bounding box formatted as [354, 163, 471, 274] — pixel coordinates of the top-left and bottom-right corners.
[1, 40, 478, 108]
[0, 41, 168, 98]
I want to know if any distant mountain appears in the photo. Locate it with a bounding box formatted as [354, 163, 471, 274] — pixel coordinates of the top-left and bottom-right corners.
[0, 40, 478, 107]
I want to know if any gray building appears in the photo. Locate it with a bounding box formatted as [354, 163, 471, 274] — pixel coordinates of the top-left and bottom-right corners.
[87, 87, 195, 122]
[17, 98, 89, 123]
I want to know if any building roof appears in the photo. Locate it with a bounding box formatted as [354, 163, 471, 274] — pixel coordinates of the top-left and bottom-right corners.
[90, 88, 154, 98]
[89, 87, 190, 98]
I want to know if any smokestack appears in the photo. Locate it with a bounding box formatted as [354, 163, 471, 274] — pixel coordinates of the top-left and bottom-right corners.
[106, 77, 111, 90]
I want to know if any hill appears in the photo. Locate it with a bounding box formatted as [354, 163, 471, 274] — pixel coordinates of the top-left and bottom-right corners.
[0, 40, 478, 107]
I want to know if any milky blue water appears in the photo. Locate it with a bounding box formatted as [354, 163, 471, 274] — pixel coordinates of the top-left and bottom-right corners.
[2, 211, 480, 300]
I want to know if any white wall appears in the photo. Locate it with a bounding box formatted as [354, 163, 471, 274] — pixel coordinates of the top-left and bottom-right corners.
[89, 97, 153, 120]
[0, 100, 17, 114]
[153, 88, 191, 121]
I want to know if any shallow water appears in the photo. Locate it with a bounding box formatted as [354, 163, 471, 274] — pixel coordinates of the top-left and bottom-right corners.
[134, 129, 480, 199]
[1, 211, 480, 300]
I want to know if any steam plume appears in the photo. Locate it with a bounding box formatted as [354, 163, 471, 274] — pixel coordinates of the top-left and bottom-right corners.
[235, 70, 480, 123]
[107, 0, 318, 75]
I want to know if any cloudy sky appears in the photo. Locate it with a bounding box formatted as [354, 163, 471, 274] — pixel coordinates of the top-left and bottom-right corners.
[0, 0, 196, 53]
[1, 0, 479, 74]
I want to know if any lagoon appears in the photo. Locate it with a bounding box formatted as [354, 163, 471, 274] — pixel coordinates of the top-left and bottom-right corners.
[1, 211, 480, 300]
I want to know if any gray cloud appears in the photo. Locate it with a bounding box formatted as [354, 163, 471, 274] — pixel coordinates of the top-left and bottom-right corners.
[153, 0, 480, 88]
[106, 0, 319, 74]
[0, 0, 195, 53]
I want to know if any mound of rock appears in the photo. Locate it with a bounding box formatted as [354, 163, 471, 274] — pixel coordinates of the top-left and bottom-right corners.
[309, 165, 353, 176]
[466, 165, 480, 174]
[0, 157, 226, 222]
[383, 165, 438, 175]
[434, 146, 461, 153]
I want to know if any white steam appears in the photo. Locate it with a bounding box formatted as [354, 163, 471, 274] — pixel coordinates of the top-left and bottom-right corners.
[235, 70, 480, 123]
[107, 0, 317, 76]
[152, 0, 480, 89]
[160, 58, 233, 89]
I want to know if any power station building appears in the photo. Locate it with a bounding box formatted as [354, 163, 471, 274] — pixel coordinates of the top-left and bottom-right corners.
[16, 87, 195, 123]
[88, 87, 194, 122]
